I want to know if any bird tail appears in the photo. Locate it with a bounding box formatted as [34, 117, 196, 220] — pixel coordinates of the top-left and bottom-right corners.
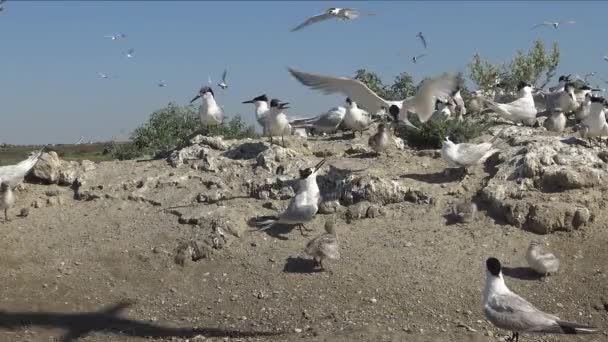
[555, 320, 598, 334]
[253, 215, 279, 231]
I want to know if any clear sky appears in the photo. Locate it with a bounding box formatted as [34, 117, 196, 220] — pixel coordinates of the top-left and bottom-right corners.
[1, 1, 606, 145]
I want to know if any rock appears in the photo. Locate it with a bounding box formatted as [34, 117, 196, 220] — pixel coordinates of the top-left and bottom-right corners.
[168, 145, 208, 168]
[191, 154, 217, 172]
[345, 201, 384, 221]
[344, 144, 368, 155]
[255, 145, 299, 172]
[45, 190, 60, 197]
[31, 152, 88, 185]
[351, 175, 410, 205]
[415, 150, 441, 158]
[313, 150, 334, 158]
[190, 135, 228, 151]
[46, 197, 60, 207]
[196, 190, 224, 204]
[18, 208, 30, 217]
[318, 199, 342, 214]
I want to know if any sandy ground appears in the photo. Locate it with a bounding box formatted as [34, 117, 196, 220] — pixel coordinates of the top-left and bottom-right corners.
[0, 128, 607, 342]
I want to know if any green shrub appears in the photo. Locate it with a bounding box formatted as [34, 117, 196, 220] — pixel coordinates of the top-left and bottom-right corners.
[396, 116, 496, 149]
[103, 142, 143, 161]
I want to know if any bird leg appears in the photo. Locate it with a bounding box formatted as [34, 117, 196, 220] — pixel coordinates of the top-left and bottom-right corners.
[4, 209, 9, 222]
[312, 257, 320, 269]
[269, 136, 274, 145]
[297, 223, 313, 235]
[282, 135, 286, 147]
[319, 258, 325, 271]
[512, 332, 519, 342]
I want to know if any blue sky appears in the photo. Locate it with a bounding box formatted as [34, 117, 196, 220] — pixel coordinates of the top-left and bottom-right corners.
[1, 1, 606, 144]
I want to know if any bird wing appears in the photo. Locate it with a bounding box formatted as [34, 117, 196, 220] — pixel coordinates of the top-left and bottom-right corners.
[288, 68, 389, 114]
[418, 34, 427, 48]
[341, 8, 360, 19]
[560, 20, 576, 24]
[405, 73, 458, 122]
[208, 76, 212, 85]
[221, 69, 227, 83]
[486, 293, 560, 333]
[291, 12, 334, 32]
[530, 22, 551, 30]
[454, 143, 497, 165]
[0, 147, 45, 188]
[0, 0, 6, 5]
[416, 53, 427, 59]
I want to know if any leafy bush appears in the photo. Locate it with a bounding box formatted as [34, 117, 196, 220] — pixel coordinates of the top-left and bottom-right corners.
[354, 69, 417, 101]
[396, 116, 496, 149]
[469, 40, 560, 94]
[103, 142, 143, 161]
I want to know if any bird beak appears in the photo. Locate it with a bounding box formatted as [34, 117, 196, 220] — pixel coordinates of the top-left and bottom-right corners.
[242, 99, 254, 104]
[190, 94, 201, 104]
[313, 158, 327, 173]
[279, 103, 290, 109]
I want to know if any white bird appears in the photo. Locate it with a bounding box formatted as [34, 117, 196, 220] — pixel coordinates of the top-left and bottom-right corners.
[451, 89, 467, 118]
[242, 94, 271, 134]
[416, 31, 427, 49]
[554, 82, 577, 113]
[0, 0, 7, 12]
[304, 220, 340, 270]
[575, 92, 592, 120]
[482, 82, 537, 125]
[430, 99, 452, 122]
[530, 20, 575, 30]
[467, 90, 484, 115]
[543, 110, 566, 133]
[412, 54, 427, 64]
[288, 67, 458, 130]
[548, 75, 570, 93]
[290, 106, 346, 134]
[98, 72, 110, 79]
[343, 97, 371, 136]
[368, 123, 391, 156]
[189, 86, 224, 127]
[255, 159, 327, 235]
[218, 69, 228, 90]
[603, 56, 608, 62]
[157, 80, 167, 88]
[441, 132, 502, 174]
[526, 240, 560, 277]
[483, 257, 597, 342]
[0, 181, 15, 222]
[0, 147, 45, 188]
[264, 98, 292, 146]
[579, 96, 608, 144]
[125, 48, 135, 58]
[291, 7, 364, 32]
[104, 33, 127, 41]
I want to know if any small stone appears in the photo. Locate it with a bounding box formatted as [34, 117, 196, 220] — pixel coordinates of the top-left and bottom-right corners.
[370, 298, 377, 303]
[19, 208, 30, 217]
[294, 328, 302, 333]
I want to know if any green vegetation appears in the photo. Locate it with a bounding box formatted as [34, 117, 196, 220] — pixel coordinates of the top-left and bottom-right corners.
[0, 143, 112, 166]
[396, 117, 496, 149]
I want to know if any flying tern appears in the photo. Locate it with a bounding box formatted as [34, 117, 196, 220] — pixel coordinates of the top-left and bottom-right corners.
[304, 220, 340, 270]
[526, 240, 560, 278]
[255, 159, 327, 235]
[412, 54, 426, 64]
[190, 86, 224, 127]
[125, 48, 135, 58]
[483, 257, 597, 342]
[104, 33, 127, 41]
[530, 20, 575, 30]
[287, 67, 458, 130]
[218, 69, 228, 90]
[291, 7, 368, 32]
[157, 80, 167, 88]
[416, 31, 427, 49]
[0, 147, 45, 188]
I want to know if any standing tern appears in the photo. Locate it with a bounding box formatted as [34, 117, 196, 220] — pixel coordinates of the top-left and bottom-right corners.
[543, 110, 566, 133]
[264, 99, 292, 146]
[526, 240, 560, 278]
[190, 86, 224, 127]
[579, 96, 608, 145]
[288, 67, 458, 130]
[290, 105, 346, 135]
[255, 159, 327, 235]
[304, 220, 340, 270]
[530, 20, 575, 30]
[416, 31, 427, 49]
[575, 92, 592, 120]
[441, 133, 501, 175]
[218, 69, 228, 90]
[344, 97, 371, 137]
[482, 82, 537, 125]
[451, 89, 466, 118]
[483, 257, 597, 342]
[0, 181, 15, 222]
[243, 94, 271, 134]
[0, 147, 45, 188]
[291, 7, 365, 32]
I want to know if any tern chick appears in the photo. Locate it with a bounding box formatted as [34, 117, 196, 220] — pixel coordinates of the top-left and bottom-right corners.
[543, 110, 566, 133]
[526, 240, 560, 278]
[304, 220, 340, 270]
[368, 123, 391, 156]
[0, 181, 15, 222]
[483, 257, 596, 342]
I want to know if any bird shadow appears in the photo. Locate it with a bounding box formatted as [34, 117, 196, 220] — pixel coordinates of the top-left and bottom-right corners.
[222, 142, 269, 160]
[400, 169, 463, 184]
[501, 266, 543, 281]
[246, 217, 303, 241]
[0, 301, 284, 342]
[283, 256, 321, 274]
[350, 152, 378, 159]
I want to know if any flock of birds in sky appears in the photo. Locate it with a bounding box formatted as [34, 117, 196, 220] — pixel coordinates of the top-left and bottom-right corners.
[0, 4, 607, 342]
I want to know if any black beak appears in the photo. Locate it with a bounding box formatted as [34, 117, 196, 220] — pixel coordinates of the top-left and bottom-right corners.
[242, 99, 254, 104]
[190, 94, 201, 104]
[279, 102, 290, 109]
[313, 158, 327, 173]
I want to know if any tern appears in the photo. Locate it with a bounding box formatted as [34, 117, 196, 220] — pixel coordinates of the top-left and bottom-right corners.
[344, 97, 372, 136]
[291, 7, 365, 32]
[264, 99, 292, 146]
[218, 69, 228, 90]
[368, 123, 391, 156]
[441, 130, 502, 175]
[451, 89, 466, 118]
[304, 220, 340, 270]
[482, 82, 537, 125]
[287, 67, 458, 130]
[157, 80, 167, 88]
[530, 20, 575, 30]
[467, 91, 484, 115]
[243, 94, 271, 134]
[543, 110, 566, 133]
[290, 105, 346, 135]
[575, 92, 592, 120]
[0, 0, 7, 12]
[604, 56, 608, 62]
[104, 33, 127, 41]
[255, 159, 327, 235]
[526, 240, 559, 278]
[0, 147, 45, 188]
[483, 257, 596, 342]
[190, 86, 224, 127]
[0, 181, 15, 222]
[98, 72, 111, 79]
[412, 54, 426, 64]
[125, 48, 135, 58]
[416, 31, 427, 49]
[579, 96, 608, 145]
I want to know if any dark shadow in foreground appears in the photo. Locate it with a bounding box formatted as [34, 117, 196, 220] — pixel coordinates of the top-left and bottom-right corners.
[0, 301, 285, 342]
[501, 266, 543, 281]
[283, 256, 321, 274]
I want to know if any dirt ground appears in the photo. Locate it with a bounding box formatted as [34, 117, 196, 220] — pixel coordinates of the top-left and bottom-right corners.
[0, 127, 607, 342]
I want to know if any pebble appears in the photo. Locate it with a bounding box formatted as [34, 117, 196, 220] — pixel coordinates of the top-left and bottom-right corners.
[294, 328, 302, 333]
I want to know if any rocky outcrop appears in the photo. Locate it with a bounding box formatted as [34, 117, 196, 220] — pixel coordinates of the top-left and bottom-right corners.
[31, 152, 95, 186]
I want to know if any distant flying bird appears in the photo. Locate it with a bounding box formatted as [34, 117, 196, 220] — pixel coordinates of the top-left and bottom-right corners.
[584, 72, 596, 82]
[157, 80, 167, 88]
[416, 31, 427, 48]
[291, 7, 364, 32]
[530, 20, 575, 30]
[104, 33, 127, 41]
[98, 72, 110, 79]
[604, 56, 608, 62]
[208, 75, 212, 86]
[0, 0, 7, 12]
[218, 69, 228, 90]
[125, 48, 135, 58]
[412, 54, 427, 64]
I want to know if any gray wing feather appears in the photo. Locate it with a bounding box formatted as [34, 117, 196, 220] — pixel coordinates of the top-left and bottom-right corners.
[454, 143, 497, 165]
[486, 293, 560, 333]
[0, 148, 44, 188]
[291, 12, 333, 32]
